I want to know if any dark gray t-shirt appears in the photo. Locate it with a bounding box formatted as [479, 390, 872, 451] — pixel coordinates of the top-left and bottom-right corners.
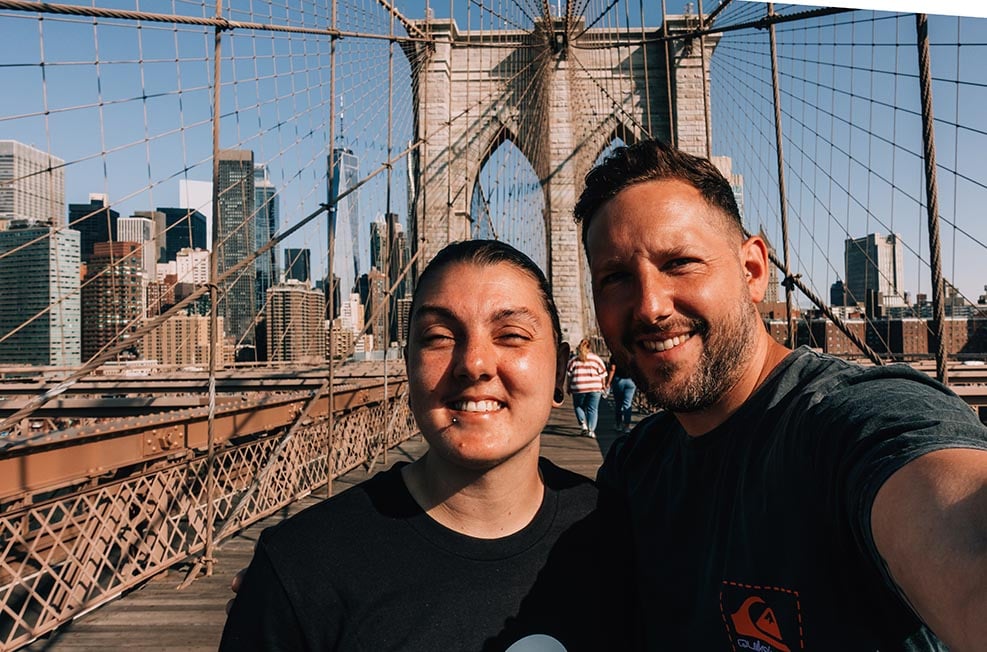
[598, 347, 987, 650]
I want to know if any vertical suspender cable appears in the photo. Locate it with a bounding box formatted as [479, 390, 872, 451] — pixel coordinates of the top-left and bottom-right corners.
[697, 0, 711, 158]
[326, 0, 338, 497]
[383, 3, 396, 466]
[661, 0, 675, 146]
[639, 0, 652, 137]
[768, 3, 795, 347]
[915, 13, 949, 385]
[204, 0, 224, 577]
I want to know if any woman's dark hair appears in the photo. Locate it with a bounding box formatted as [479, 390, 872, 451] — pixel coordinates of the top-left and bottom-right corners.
[407, 239, 563, 349]
[573, 139, 745, 250]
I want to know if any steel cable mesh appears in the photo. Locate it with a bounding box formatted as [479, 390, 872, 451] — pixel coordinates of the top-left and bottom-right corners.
[708, 7, 987, 358]
[0, 393, 416, 649]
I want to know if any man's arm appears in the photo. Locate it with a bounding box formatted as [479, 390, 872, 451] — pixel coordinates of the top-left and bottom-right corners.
[871, 447, 987, 651]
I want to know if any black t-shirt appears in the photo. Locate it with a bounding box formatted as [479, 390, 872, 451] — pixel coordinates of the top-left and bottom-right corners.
[598, 347, 987, 650]
[221, 458, 599, 651]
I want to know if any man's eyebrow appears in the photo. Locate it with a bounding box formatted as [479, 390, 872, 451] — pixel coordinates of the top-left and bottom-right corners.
[598, 243, 695, 265]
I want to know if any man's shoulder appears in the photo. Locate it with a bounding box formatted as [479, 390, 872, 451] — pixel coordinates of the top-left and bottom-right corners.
[778, 348, 973, 414]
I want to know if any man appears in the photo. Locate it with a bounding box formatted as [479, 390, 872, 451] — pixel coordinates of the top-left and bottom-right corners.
[575, 140, 987, 650]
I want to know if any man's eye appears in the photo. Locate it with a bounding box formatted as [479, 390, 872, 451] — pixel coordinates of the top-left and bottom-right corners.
[597, 271, 627, 286]
[666, 258, 697, 270]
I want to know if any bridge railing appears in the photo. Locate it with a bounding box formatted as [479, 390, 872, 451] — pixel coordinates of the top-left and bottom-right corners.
[0, 379, 417, 651]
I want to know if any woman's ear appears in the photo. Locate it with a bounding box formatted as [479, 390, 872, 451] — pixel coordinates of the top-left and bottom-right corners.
[553, 341, 571, 407]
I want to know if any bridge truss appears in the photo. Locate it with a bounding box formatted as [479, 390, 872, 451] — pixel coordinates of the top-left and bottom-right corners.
[0, 0, 985, 648]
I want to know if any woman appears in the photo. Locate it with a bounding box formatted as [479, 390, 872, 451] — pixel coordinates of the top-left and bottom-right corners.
[606, 356, 637, 434]
[221, 240, 598, 651]
[565, 339, 607, 439]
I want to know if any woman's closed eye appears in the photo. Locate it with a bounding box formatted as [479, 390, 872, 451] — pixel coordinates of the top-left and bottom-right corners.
[496, 328, 533, 344]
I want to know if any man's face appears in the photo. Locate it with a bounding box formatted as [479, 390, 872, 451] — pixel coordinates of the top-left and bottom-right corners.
[585, 179, 762, 413]
[405, 261, 563, 470]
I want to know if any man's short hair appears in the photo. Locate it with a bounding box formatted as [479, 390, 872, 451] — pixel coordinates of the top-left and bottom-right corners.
[574, 139, 745, 249]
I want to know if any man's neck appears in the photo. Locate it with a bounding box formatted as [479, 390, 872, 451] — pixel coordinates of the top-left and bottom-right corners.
[676, 337, 792, 437]
[401, 447, 545, 539]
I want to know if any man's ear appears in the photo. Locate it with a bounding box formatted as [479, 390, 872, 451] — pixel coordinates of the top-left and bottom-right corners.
[553, 341, 571, 407]
[741, 235, 771, 303]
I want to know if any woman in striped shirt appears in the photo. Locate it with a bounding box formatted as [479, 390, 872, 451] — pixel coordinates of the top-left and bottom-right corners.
[565, 338, 608, 439]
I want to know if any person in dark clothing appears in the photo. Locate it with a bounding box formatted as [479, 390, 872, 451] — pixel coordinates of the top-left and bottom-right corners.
[575, 139, 987, 650]
[221, 240, 599, 651]
[605, 356, 636, 433]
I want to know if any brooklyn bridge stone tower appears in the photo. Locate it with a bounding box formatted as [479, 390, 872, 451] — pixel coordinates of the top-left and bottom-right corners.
[404, 13, 718, 343]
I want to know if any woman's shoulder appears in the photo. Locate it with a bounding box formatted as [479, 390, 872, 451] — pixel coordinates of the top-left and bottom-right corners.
[539, 457, 596, 489]
[260, 464, 412, 553]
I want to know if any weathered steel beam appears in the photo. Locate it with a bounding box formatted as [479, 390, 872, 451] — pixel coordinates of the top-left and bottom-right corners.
[0, 379, 407, 502]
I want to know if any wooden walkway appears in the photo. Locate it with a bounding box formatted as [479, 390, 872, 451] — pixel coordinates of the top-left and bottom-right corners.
[25, 399, 633, 651]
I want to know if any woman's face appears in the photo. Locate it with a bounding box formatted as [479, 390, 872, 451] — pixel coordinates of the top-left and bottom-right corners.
[406, 261, 563, 470]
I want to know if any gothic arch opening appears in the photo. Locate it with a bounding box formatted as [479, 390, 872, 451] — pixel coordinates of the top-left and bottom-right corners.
[468, 130, 547, 272]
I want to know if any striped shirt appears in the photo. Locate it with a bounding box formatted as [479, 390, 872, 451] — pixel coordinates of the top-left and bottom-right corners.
[567, 353, 608, 393]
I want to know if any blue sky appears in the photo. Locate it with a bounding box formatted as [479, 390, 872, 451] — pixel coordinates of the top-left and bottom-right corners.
[1, 1, 984, 306]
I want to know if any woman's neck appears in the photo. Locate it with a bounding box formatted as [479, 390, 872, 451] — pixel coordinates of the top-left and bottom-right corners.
[401, 448, 545, 539]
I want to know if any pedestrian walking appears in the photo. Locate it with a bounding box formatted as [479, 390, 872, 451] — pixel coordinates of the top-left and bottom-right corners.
[606, 357, 637, 433]
[565, 339, 607, 439]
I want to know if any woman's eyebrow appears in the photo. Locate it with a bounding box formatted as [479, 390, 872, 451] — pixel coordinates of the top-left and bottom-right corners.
[412, 305, 458, 322]
[490, 307, 541, 325]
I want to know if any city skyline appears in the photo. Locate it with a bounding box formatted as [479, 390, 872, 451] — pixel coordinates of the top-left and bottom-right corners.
[0, 3, 984, 311]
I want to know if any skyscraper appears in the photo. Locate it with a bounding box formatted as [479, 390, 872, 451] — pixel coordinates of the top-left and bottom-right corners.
[329, 147, 360, 294]
[142, 312, 227, 368]
[845, 233, 905, 313]
[369, 217, 386, 272]
[132, 210, 167, 263]
[369, 213, 410, 340]
[156, 207, 207, 261]
[0, 140, 65, 229]
[117, 214, 157, 278]
[217, 149, 256, 346]
[175, 247, 210, 285]
[389, 215, 410, 300]
[178, 179, 213, 249]
[0, 225, 80, 366]
[81, 241, 145, 362]
[69, 193, 119, 263]
[266, 280, 326, 362]
[284, 248, 311, 284]
[363, 268, 387, 351]
[830, 279, 848, 307]
[254, 164, 279, 314]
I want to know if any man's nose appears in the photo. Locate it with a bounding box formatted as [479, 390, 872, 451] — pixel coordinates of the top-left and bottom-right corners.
[632, 267, 673, 325]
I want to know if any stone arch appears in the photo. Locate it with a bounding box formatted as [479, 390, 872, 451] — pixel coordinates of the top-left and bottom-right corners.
[405, 14, 716, 344]
[467, 125, 547, 266]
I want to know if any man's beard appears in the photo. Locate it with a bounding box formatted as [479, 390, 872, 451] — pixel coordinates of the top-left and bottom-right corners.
[627, 296, 760, 413]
